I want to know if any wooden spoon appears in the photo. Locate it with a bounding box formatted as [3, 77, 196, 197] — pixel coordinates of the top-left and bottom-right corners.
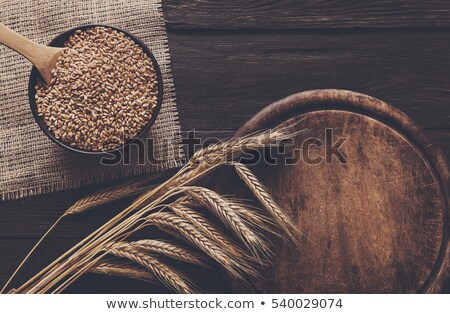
[0, 23, 65, 85]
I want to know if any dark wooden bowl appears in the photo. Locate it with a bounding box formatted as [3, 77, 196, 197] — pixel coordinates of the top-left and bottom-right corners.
[218, 89, 449, 293]
[28, 24, 164, 155]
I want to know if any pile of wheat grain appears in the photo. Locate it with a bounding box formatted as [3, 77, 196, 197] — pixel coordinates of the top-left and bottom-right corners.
[35, 27, 158, 151]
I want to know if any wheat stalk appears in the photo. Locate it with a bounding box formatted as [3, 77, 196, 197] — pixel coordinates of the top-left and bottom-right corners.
[5, 127, 299, 294]
[0, 174, 161, 293]
[108, 242, 195, 294]
[129, 239, 206, 266]
[17, 187, 185, 294]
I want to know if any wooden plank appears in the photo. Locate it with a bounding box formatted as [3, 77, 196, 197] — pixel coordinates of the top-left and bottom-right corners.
[168, 29, 450, 130]
[163, 0, 450, 30]
[0, 195, 131, 239]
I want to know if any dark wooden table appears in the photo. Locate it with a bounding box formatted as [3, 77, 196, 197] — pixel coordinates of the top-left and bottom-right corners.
[1, 1, 449, 293]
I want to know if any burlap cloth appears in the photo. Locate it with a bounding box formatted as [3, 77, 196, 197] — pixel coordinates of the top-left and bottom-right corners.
[0, 0, 185, 200]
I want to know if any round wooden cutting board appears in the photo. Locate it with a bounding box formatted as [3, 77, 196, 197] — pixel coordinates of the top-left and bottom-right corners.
[221, 89, 449, 293]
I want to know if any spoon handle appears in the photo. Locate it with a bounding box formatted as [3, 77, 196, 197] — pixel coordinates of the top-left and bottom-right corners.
[0, 23, 46, 65]
[0, 23, 64, 85]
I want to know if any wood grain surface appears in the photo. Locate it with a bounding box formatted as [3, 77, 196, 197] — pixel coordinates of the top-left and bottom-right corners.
[223, 90, 449, 293]
[164, 0, 450, 29]
[168, 29, 450, 130]
[0, 1, 449, 293]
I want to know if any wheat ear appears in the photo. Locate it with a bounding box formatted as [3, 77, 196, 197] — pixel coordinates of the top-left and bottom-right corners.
[129, 239, 206, 266]
[108, 243, 195, 294]
[229, 202, 278, 234]
[188, 128, 295, 167]
[182, 187, 269, 255]
[65, 174, 160, 216]
[147, 212, 257, 279]
[182, 195, 276, 233]
[232, 162, 299, 243]
[89, 260, 157, 283]
[168, 202, 253, 261]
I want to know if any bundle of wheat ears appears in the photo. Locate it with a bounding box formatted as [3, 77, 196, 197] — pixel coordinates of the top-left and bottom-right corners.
[1, 127, 300, 294]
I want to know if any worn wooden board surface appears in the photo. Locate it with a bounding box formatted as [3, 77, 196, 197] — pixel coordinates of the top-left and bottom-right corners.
[218, 90, 449, 292]
[0, 1, 449, 293]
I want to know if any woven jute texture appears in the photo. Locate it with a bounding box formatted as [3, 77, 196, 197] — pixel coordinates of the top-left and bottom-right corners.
[0, 0, 185, 200]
